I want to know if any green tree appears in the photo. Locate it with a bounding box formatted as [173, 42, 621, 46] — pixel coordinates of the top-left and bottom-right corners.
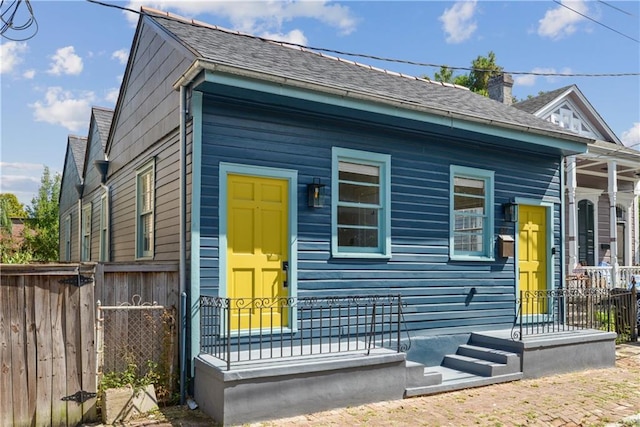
[0, 194, 26, 232]
[22, 166, 61, 261]
[430, 51, 503, 96]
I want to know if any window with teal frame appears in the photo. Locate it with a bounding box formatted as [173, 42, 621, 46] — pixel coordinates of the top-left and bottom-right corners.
[136, 159, 155, 259]
[332, 147, 391, 258]
[450, 165, 494, 260]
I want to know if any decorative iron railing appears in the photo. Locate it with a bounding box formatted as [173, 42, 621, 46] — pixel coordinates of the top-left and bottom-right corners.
[200, 294, 410, 370]
[512, 287, 638, 342]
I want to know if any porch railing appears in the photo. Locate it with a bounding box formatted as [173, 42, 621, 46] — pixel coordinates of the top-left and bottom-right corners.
[512, 287, 638, 342]
[572, 265, 640, 289]
[200, 294, 410, 370]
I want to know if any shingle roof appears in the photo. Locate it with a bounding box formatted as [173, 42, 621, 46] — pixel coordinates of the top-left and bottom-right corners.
[92, 107, 114, 151]
[512, 86, 573, 114]
[68, 135, 87, 174]
[145, 10, 591, 143]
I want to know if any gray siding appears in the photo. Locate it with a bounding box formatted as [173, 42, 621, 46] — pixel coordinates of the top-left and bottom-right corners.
[107, 20, 193, 262]
[58, 144, 83, 261]
[198, 97, 563, 334]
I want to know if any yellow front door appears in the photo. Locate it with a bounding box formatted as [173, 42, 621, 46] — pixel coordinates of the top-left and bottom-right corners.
[518, 205, 548, 315]
[227, 174, 289, 330]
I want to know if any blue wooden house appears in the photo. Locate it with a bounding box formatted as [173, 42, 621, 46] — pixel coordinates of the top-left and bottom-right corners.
[62, 8, 622, 424]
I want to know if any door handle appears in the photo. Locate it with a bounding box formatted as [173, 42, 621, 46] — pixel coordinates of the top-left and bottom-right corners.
[282, 261, 289, 288]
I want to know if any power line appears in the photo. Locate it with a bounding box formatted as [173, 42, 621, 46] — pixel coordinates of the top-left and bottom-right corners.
[1, 0, 38, 41]
[597, 1, 634, 17]
[86, 0, 640, 78]
[554, 0, 639, 43]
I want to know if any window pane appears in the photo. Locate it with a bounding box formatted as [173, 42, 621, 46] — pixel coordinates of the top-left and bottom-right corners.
[339, 182, 379, 204]
[454, 232, 484, 252]
[339, 161, 379, 182]
[338, 227, 378, 248]
[454, 177, 484, 196]
[454, 194, 485, 212]
[338, 206, 378, 227]
[142, 213, 153, 252]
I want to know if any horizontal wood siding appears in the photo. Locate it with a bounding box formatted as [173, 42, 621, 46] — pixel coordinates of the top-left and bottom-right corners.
[198, 97, 563, 334]
[106, 19, 193, 262]
[598, 193, 611, 263]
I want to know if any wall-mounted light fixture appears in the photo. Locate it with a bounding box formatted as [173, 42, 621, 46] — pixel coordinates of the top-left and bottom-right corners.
[307, 178, 326, 208]
[503, 200, 518, 223]
[94, 160, 109, 184]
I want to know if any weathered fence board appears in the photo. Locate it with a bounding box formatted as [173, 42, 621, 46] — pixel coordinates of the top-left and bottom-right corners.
[1, 262, 179, 427]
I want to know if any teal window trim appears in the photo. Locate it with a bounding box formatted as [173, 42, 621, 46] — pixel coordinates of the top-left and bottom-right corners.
[449, 165, 494, 261]
[135, 159, 155, 260]
[99, 192, 109, 262]
[81, 203, 92, 261]
[331, 147, 391, 258]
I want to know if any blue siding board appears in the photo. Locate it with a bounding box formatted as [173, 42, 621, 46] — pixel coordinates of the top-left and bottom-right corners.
[198, 96, 561, 335]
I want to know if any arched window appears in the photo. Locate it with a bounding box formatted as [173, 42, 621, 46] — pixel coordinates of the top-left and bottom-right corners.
[616, 205, 626, 265]
[577, 200, 595, 265]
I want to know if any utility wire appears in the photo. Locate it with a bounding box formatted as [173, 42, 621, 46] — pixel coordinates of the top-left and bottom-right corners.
[86, 0, 640, 78]
[596, 0, 634, 17]
[553, 0, 639, 43]
[1, 0, 38, 41]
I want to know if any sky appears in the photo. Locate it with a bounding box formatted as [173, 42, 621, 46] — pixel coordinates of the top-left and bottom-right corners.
[1, 0, 639, 207]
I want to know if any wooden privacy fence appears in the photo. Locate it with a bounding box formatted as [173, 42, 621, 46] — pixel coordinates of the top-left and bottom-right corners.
[0, 262, 180, 427]
[0, 264, 97, 427]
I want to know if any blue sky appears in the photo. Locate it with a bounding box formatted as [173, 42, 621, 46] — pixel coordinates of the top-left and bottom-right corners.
[1, 0, 639, 206]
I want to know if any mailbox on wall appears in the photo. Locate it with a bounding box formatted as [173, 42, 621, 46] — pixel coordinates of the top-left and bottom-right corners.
[498, 235, 515, 258]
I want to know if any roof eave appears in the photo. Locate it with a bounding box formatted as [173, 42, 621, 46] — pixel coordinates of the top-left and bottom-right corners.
[175, 59, 592, 154]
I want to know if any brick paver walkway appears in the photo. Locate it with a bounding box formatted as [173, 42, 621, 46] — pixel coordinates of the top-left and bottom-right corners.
[256, 343, 640, 427]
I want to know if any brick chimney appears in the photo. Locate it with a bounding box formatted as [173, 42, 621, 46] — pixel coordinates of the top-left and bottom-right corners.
[488, 73, 514, 105]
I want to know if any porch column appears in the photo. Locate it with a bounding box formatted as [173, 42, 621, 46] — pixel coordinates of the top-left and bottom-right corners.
[635, 179, 640, 265]
[607, 161, 618, 287]
[566, 156, 578, 272]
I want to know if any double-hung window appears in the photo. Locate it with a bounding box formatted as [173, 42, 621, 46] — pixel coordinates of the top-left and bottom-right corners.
[81, 204, 92, 261]
[332, 147, 391, 258]
[450, 165, 494, 260]
[64, 214, 71, 261]
[136, 160, 155, 259]
[99, 193, 109, 262]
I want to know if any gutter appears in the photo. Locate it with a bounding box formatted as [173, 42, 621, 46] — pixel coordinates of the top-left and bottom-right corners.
[173, 59, 594, 148]
[178, 85, 188, 404]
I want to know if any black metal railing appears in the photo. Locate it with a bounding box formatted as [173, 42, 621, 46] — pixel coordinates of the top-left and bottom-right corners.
[512, 287, 638, 342]
[200, 294, 410, 370]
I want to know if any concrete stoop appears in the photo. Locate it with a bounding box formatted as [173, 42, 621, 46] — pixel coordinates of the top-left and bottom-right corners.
[404, 335, 523, 397]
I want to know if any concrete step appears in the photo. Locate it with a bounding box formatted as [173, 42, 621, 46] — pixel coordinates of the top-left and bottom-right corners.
[469, 331, 524, 353]
[457, 344, 520, 367]
[443, 354, 511, 377]
[404, 366, 523, 398]
[405, 360, 442, 388]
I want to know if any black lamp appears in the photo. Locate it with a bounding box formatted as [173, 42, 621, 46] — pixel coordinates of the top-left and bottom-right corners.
[307, 178, 326, 208]
[503, 201, 518, 223]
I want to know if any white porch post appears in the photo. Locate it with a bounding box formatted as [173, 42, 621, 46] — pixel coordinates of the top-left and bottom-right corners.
[567, 156, 578, 272]
[634, 179, 640, 265]
[607, 161, 618, 287]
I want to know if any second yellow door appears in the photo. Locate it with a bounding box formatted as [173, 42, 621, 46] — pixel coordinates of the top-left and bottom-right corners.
[227, 174, 289, 330]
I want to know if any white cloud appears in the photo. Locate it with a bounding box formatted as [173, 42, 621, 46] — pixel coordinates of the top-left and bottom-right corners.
[111, 48, 129, 64]
[0, 162, 46, 205]
[621, 123, 640, 150]
[30, 87, 94, 132]
[439, 1, 478, 44]
[124, 1, 357, 42]
[23, 69, 36, 79]
[260, 29, 307, 46]
[0, 41, 28, 74]
[538, 0, 588, 40]
[514, 67, 572, 86]
[105, 88, 120, 104]
[48, 46, 83, 75]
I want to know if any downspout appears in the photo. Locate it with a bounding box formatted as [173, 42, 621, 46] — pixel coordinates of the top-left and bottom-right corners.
[101, 183, 110, 262]
[179, 84, 188, 405]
